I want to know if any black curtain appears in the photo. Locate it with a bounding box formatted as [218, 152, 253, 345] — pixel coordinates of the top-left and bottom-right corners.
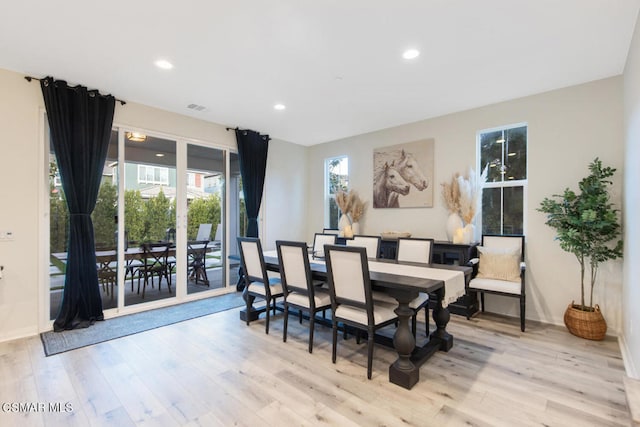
[235, 129, 269, 238]
[41, 77, 116, 331]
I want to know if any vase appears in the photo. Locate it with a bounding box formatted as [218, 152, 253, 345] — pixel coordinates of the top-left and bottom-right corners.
[461, 223, 475, 244]
[564, 302, 607, 340]
[445, 213, 464, 242]
[351, 222, 360, 236]
[338, 214, 351, 237]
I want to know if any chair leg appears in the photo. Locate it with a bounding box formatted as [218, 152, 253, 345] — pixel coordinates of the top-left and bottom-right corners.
[265, 298, 271, 335]
[308, 314, 315, 353]
[283, 304, 289, 342]
[245, 294, 251, 326]
[356, 329, 361, 345]
[332, 321, 338, 363]
[411, 314, 417, 339]
[299, 309, 303, 324]
[367, 330, 374, 380]
[424, 306, 429, 336]
[520, 295, 526, 332]
[480, 292, 485, 312]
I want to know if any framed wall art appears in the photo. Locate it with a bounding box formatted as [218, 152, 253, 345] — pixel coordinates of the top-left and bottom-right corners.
[373, 138, 434, 208]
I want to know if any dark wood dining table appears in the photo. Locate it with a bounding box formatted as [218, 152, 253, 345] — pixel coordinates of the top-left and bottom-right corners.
[246, 252, 472, 389]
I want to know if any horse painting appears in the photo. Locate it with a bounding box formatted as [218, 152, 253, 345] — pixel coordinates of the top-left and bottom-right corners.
[373, 162, 410, 208]
[373, 142, 433, 208]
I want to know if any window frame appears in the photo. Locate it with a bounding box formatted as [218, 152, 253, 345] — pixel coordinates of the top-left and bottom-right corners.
[477, 122, 528, 236]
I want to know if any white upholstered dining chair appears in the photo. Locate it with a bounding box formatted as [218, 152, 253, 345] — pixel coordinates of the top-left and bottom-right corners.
[346, 235, 381, 259]
[468, 234, 526, 331]
[311, 232, 337, 259]
[276, 240, 332, 353]
[237, 237, 283, 334]
[325, 244, 398, 379]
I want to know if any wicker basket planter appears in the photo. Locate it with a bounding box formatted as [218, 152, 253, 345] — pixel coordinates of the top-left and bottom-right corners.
[564, 303, 607, 340]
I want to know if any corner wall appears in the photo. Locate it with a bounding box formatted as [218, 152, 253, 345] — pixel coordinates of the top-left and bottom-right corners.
[307, 77, 624, 332]
[623, 10, 640, 378]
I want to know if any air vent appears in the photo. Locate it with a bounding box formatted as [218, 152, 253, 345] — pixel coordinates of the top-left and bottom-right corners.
[187, 103, 207, 112]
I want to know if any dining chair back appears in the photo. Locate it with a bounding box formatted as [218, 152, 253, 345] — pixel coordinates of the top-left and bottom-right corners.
[187, 240, 209, 286]
[346, 235, 381, 259]
[322, 228, 340, 235]
[325, 244, 398, 379]
[237, 237, 283, 334]
[312, 233, 337, 258]
[396, 237, 434, 264]
[138, 242, 172, 298]
[277, 240, 331, 353]
[96, 248, 117, 300]
[196, 223, 212, 241]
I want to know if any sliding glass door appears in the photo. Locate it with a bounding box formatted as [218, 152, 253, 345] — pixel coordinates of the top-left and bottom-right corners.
[185, 144, 225, 295]
[46, 124, 239, 322]
[123, 133, 177, 306]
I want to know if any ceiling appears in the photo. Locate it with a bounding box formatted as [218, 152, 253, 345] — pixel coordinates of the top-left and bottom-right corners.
[1, 1, 639, 146]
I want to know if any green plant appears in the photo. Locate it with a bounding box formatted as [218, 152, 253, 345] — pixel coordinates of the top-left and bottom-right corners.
[537, 158, 623, 311]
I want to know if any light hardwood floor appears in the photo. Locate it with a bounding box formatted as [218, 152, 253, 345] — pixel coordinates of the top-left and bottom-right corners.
[0, 308, 630, 426]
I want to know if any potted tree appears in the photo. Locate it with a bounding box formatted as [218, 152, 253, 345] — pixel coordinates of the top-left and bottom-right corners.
[538, 158, 623, 340]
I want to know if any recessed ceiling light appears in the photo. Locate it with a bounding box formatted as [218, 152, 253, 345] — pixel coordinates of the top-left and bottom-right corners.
[154, 59, 174, 70]
[155, 153, 165, 157]
[402, 49, 420, 60]
[274, 104, 286, 111]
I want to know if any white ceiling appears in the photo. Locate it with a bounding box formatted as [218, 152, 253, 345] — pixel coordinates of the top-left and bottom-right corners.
[1, 1, 639, 146]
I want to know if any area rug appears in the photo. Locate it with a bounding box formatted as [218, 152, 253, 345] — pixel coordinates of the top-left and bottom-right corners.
[41, 292, 245, 356]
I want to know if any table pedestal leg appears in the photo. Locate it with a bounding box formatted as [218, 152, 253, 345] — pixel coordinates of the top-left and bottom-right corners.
[239, 288, 262, 322]
[389, 298, 419, 389]
[430, 287, 453, 351]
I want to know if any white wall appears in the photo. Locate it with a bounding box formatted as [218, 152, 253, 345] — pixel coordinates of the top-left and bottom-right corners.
[623, 11, 640, 379]
[262, 139, 309, 251]
[307, 77, 625, 332]
[0, 67, 307, 341]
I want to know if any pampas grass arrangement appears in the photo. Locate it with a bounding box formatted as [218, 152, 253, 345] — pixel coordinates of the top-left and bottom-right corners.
[441, 166, 487, 224]
[335, 189, 366, 223]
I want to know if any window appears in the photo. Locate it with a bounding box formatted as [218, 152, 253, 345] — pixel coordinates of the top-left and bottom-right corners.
[137, 164, 169, 185]
[325, 156, 349, 229]
[478, 124, 527, 235]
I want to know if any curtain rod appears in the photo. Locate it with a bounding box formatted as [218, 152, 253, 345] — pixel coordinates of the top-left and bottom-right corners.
[226, 127, 270, 140]
[24, 76, 127, 105]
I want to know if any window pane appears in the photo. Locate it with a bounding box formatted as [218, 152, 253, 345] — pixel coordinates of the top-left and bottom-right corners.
[482, 188, 502, 235]
[186, 144, 225, 294]
[505, 126, 527, 181]
[329, 197, 340, 229]
[480, 130, 504, 183]
[124, 134, 177, 307]
[503, 186, 524, 234]
[328, 157, 349, 194]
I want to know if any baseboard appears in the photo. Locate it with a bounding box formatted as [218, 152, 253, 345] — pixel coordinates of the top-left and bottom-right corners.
[0, 326, 38, 344]
[619, 335, 639, 379]
[624, 376, 640, 425]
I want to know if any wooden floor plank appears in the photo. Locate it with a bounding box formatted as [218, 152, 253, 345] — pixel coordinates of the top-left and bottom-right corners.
[0, 306, 631, 426]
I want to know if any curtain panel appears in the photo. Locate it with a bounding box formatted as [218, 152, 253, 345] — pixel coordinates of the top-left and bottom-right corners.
[235, 129, 269, 238]
[41, 77, 116, 331]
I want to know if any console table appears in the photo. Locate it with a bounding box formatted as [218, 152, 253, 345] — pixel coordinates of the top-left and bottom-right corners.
[380, 239, 479, 317]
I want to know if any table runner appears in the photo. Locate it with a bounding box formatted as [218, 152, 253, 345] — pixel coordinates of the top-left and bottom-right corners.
[367, 261, 465, 307]
[263, 250, 465, 307]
